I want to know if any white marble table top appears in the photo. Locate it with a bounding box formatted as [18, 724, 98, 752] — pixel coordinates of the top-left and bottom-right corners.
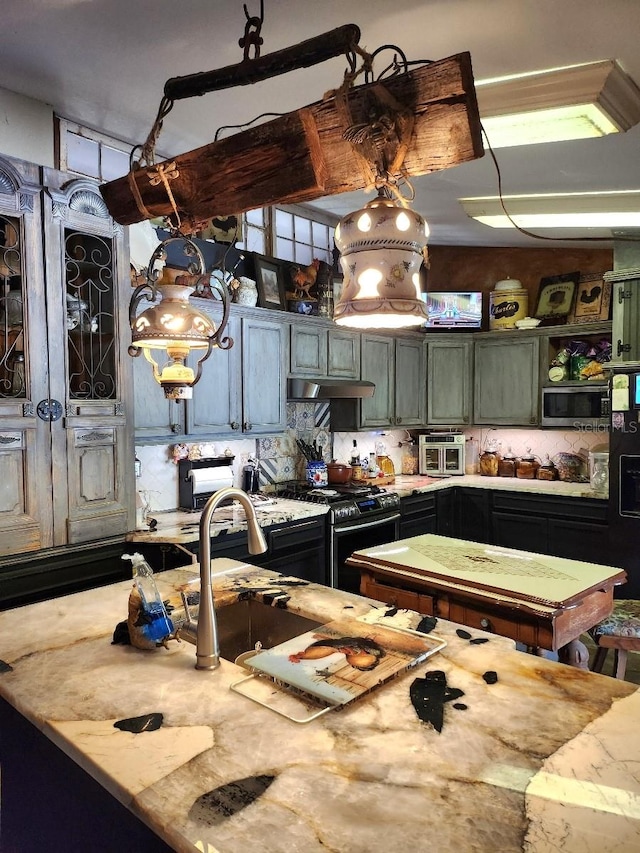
[1, 559, 638, 852]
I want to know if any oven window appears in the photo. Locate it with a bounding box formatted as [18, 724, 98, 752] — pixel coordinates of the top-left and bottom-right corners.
[422, 447, 440, 472]
[444, 447, 461, 471]
[334, 519, 399, 594]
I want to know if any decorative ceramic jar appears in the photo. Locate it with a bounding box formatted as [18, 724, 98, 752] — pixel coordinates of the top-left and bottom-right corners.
[306, 460, 328, 487]
[489, 277, 528, 330]
[233, 277, 258, 306]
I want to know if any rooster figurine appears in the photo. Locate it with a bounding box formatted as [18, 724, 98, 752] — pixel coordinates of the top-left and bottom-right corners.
[291, 258, 320, 300]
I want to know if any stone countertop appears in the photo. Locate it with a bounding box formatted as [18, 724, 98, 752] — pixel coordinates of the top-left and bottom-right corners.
[1, 559, 638, 852]
[127, 498, 329, 546]
[383, 473, 608, 500]
[127, 477, 605, 549]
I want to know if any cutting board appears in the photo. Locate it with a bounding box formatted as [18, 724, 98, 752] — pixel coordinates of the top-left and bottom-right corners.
[245, 617, 445, 708]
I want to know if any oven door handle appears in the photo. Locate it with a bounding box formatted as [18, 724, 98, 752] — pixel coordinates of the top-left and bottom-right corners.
[334, 513, 401, 534]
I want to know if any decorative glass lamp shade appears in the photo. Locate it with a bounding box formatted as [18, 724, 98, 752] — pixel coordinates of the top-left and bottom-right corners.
[131, 281, 216, 400]
[333, 195, 429, 329]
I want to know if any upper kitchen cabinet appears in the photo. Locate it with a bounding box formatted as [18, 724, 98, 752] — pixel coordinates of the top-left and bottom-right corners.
[427, 337, 473, 426]
[331, 332, 426, 430]
[606, 269, 640, 362]
[289, 320, 360, 379]
[0, 156, 134, 558]
[473, 334, 539, 425]
[134, 304, 288, 440]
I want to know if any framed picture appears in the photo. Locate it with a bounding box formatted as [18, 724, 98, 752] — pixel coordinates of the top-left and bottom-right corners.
[254, 256, 285, 310]
[567, 273, 612, 324]
[534, 272, 580, 325]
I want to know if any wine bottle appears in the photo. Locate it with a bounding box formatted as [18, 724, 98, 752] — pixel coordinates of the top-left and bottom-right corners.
[350, 439, 360, 466]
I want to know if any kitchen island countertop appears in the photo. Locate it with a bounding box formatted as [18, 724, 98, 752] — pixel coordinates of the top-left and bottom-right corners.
[1, 557, 638, 852]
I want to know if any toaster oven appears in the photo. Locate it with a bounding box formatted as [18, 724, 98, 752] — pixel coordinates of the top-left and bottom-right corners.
[418, 433, 465, 475]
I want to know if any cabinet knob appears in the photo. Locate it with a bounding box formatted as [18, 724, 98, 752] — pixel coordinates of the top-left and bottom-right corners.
[243, 422, 252, 431]
[530, 417, 536, 424]
[463, 416, 469, 423]
[480, 618, 491, 630]
[231, 421, 240, 430]
[396, 417, 402, 424]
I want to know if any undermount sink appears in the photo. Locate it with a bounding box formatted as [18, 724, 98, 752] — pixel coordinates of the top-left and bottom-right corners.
[179, 597, 323, 663]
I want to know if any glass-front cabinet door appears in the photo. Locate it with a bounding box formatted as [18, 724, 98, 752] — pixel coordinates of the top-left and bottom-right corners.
[0, 156, 134, 560]
[43, 169, 134, 546]
[0, 156, 53, 555]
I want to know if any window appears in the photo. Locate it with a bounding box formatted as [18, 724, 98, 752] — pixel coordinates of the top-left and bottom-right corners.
[273, 205, 337, 267]
[236, 207, 270, 256]
[56, 118, 131, 182]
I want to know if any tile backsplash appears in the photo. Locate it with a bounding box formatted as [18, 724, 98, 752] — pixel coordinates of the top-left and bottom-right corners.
[135, 404, 609, 514]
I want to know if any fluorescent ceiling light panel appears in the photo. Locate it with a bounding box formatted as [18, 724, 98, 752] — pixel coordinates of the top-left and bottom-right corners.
[476, 60, 640, 148]
[460, 191, 640, 229]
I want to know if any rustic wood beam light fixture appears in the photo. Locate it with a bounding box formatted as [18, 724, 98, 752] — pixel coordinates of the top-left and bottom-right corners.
[99, 5, 483, 230]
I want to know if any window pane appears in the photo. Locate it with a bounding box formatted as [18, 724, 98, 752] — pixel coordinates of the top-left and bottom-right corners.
[296, 243, 313, 266]
[312, 221, 328, 248]
[67, 133, 100, 178]
[294, 215, 311, 244]
[275, 209, 293, 240]
[246, 225, 265, 254]
[101, 146, 129, 181]
[246, 208, 264, 226]
[276, 237, 294, 261]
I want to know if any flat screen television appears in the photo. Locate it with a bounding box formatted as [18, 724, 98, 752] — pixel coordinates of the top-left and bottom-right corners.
[422, 291, 483, 329]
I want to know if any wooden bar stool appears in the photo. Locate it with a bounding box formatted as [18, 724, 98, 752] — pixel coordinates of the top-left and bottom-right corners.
[589, 600, 640, 680]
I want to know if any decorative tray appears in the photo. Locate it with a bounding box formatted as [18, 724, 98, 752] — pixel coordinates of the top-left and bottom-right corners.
[230, 617, 445, 723]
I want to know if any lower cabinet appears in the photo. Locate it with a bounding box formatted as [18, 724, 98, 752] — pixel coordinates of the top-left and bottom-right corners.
[492, 492, 609, 563]
[136, 516, 327, 586]
[399, 493, 437, 539]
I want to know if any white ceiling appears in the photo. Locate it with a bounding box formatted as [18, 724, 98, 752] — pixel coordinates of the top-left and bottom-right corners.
[2, 0, 640, 249]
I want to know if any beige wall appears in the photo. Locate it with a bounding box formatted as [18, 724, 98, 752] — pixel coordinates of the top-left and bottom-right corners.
[0, 85, 54, 167]
[428, 244, 613, 328]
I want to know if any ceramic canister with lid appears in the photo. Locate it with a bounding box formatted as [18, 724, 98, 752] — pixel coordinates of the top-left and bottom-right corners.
[489, 277, 529, 330]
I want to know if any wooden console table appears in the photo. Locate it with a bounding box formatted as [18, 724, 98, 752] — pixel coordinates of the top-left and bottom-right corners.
[347, 534, 627, 665]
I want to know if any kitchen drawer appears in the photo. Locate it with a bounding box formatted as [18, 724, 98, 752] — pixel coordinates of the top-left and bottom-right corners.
[267, 517, 326, 555]
[360, 573, 435, 615]
[441, 599, 548, 648]
[492, 491, 607, 522]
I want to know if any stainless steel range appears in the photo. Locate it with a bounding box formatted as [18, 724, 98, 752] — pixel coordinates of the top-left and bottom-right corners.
[277, 482, 400, 593]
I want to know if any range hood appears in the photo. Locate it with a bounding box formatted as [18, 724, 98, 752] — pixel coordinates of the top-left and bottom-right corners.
[287, 378, 375, 400]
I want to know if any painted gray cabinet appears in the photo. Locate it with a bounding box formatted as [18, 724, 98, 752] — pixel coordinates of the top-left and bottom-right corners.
[241, 315, 287, 434]
[427, 337, 473, 425]
[348, 333, 426, 429]
[290, 323, 328, 376]
[607, 269, 640, 362]
[327, 328, 360, 378]
[289, 322, 360, 379]
[135, 306, 288, 439]
[0, 154, 135, 558]
[473, 335, 539, 425]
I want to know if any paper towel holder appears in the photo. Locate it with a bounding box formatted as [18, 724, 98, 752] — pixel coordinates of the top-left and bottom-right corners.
[178, 456, 235, 511]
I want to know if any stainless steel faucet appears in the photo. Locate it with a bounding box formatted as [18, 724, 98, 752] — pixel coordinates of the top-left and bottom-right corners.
[189, 487, 267, 670]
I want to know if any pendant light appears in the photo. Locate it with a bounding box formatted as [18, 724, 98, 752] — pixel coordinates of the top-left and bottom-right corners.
[333, 190, 429, 329]
[129, 235, 232, 400]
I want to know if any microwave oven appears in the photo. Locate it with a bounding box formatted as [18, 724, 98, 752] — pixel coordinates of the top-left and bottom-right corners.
[541, 384, 609, 428]
[418, 433, 465, 475]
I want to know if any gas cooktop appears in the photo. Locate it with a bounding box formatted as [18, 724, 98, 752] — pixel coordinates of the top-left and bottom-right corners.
[277, 481, 386, 504]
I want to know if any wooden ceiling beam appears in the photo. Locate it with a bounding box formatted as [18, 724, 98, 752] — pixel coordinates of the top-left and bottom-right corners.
[100, 52, 483, 227]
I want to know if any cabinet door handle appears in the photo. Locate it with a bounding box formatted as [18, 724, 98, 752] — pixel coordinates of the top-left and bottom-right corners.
[480, 618, 492, 631]
[396, 416, 402, 424]
[530, 417, 536, 424]
[231, 421, 240, 430]
[243, 422, 252, 431]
